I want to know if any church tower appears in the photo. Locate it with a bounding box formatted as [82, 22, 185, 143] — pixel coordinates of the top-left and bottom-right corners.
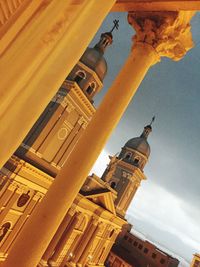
[102, 118, 154, 217]
[15, 29, 114, 177]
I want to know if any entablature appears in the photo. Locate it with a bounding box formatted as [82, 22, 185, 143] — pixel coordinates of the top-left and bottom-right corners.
[112, 0, 200, 11]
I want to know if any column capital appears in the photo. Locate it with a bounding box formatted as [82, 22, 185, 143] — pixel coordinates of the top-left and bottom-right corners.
[128, 11, 195, 61]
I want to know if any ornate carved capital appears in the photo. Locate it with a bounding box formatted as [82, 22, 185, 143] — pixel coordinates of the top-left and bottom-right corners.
[128, 11, 195, 61]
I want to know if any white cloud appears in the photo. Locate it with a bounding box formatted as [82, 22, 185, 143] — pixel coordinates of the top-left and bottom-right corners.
[88, 148, 200, 262]
[89, 149, 110, 177]
[127, 181, 200, 260]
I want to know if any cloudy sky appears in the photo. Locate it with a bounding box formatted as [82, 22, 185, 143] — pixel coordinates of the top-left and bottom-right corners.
[89, 11, 200, 265]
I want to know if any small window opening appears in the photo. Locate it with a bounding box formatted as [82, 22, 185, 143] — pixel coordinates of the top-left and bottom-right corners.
[133, 158, 139, 165]
[160, 259, 165, 264]
[110, 181, 116, 189]
[138, 244, 143, 250]
[74, 71, 86, 84]
[86, 82, 96, 95]
[125, 152, 132, 160]
[109, 229, 115, 238]
[0, 222, 11, 242]
[86, 86, 93, 95]
[144, 248, 148, 254]
[152, 253, 157, 259]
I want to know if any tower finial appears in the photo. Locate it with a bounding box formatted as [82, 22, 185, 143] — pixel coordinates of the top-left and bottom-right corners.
[110, 19, 119, 33]
[150, 116, 155, 126]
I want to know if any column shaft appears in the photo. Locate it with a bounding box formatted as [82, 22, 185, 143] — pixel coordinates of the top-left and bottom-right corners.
[73, 221, 97, 263]
[78, 224, 100, 266]
[2, 43, 157, 267]
[41, 212, 73, 263]
[49, 213, 79, 264]
[0, 0, 116, 168]
[0, 188, 19, 224]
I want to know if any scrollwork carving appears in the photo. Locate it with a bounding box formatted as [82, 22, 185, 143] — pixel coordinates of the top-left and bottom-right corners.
[128, 11, 194, 61]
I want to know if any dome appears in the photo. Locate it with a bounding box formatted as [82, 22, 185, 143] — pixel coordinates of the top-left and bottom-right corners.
[80, 47, 107, 81]
[125, 137, 151, 157]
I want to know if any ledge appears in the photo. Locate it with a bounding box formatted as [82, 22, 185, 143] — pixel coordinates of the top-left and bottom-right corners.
[112, 0, 200, 11]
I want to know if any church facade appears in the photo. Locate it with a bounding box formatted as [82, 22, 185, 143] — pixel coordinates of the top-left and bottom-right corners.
[0, 25, 152, 267]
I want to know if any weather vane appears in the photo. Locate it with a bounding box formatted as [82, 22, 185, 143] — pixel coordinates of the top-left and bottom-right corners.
[110, 19, 119, 33]
[150, 116, 155, 126]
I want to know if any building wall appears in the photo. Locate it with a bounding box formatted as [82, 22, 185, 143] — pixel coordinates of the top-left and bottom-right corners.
[0, 156, 125, 266]
[107, 229, 179, 267]
[0, 64, 126, 267]
[106, 251, 133, 267]
[16, 80, 95, 177]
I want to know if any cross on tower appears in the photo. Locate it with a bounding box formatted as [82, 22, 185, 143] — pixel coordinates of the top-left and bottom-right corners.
[150, 116, 155, 126]
[110, 19, 119, 33]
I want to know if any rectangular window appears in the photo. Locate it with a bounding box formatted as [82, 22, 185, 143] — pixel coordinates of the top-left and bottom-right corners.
[160, 258, 165, 264]
[144, 248, 149, 254]
[152, 253, 157, 259]
[133, 241, 138, 246]
[138, 244, 143, 250]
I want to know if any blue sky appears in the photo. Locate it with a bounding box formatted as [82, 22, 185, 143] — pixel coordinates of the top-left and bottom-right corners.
[90, 11, 200, 265]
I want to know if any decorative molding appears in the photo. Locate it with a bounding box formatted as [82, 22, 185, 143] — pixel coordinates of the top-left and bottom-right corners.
[78, 116, 87, 129]
[66, 80, 96, 115]
[9, 155, 54, 184]
[0, 0, 26, 26]
[128, 11, 194, 61]
[66, 103, 75, 113]
[113, 0, 200, 12]
[32, 192, 44, 201]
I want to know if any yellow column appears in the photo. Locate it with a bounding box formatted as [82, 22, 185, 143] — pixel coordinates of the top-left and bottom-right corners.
[40, 211, 74, 265]
[48, 212, 80, 266]
[73, 219, 97, 264]
[100, 231, 120, 265]
[78, 223, 101, 266]
[0, 183, 19, 224]
[0, 0, 116, 168]
[3, 11, 194, 267]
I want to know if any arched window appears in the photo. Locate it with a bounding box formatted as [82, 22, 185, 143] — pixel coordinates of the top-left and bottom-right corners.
[86, 82, 96, 95]
[74, 70, 86, 84]
[133, 157, 140, 165]
[125, 152, 132, 160]
[110, 181, 116, 189]
[17, 190, 31, 207]
[0, 222, 11, 242]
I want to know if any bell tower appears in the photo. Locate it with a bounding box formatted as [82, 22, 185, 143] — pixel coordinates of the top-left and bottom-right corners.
[15, 23, 118, 177]
[102, 118, 154, 217]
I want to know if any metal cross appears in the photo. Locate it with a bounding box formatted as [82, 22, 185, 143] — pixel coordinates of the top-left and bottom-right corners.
[150, 116, 155, 126]
[110, 19, 119, 33]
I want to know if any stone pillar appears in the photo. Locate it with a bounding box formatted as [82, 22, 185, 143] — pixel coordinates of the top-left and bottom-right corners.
[78, 223, 101, 266]
[73, 219, 97, 264]
[91, 224, 109, 264]
[48, 212, 80, 266]
[1, 192, 40, 254]
[3, 10, 194, 267]
[0, 183, 19, 224]
[100, 231, 120, 265]
[40, 211, 74, 266]
[0, 0, 116, 168]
